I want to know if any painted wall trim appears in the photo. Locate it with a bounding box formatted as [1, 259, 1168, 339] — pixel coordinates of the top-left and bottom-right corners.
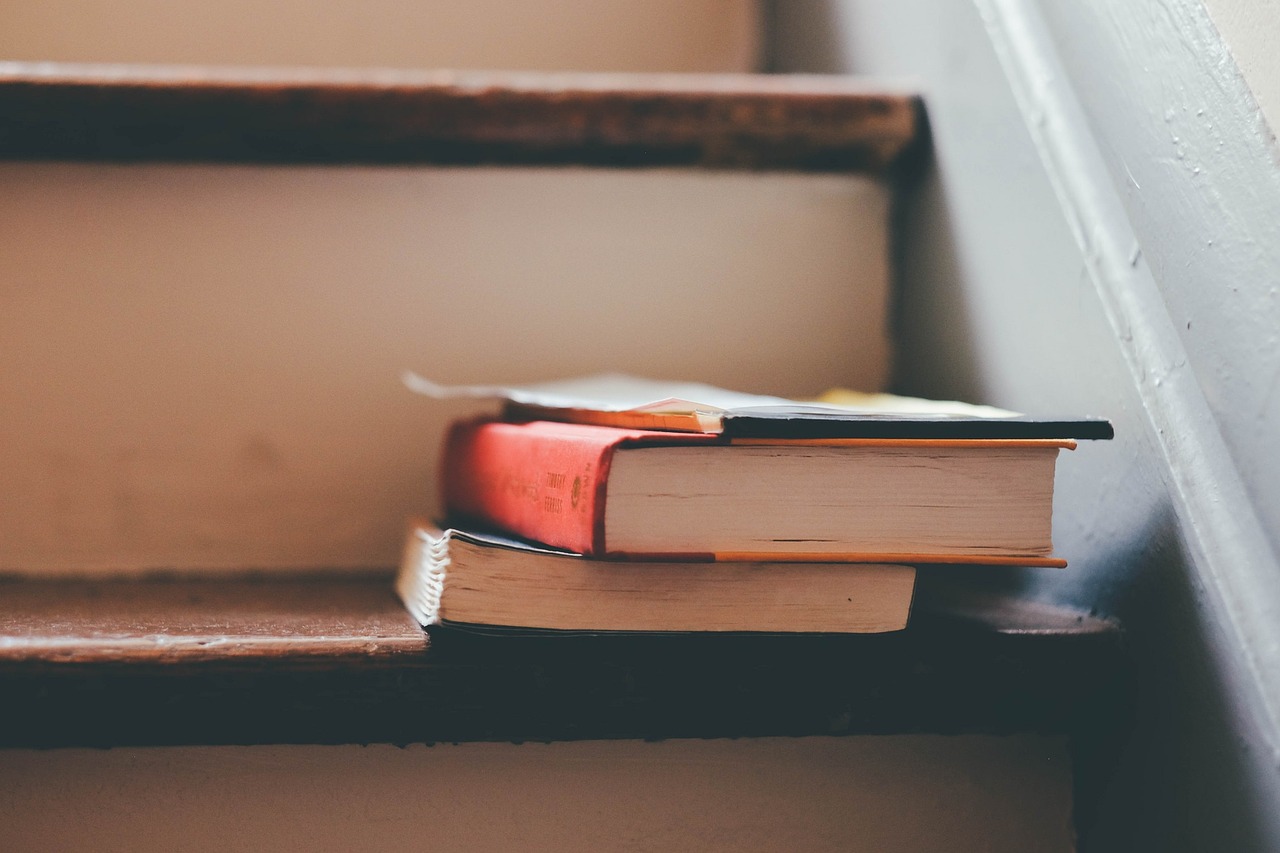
[975, 0, 1280, 759]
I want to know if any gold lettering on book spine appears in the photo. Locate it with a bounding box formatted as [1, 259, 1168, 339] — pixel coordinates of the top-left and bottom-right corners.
[497, 470, 539, 505]
[495, 464, 590, 516]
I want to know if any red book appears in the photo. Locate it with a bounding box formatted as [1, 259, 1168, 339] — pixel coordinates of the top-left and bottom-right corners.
[440, 418, 1070, 565]
[442, 419, 718, 557]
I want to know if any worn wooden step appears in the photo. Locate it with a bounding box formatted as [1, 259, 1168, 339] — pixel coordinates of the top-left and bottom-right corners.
[0, 571, 1124, 749]
[0, 63, 920, 171]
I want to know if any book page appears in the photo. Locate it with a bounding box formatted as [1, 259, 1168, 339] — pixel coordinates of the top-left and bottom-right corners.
[404, 372, 1019, 418]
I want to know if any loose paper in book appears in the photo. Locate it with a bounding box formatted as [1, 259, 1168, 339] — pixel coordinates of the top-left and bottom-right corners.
[403, 372, 1022, 434]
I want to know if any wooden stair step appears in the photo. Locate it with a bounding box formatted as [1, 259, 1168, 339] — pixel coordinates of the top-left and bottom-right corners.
[0, 572, 1124, 748]
[0, 63, 920, 171]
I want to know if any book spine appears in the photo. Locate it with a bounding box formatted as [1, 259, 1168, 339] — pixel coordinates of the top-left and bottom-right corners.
[441, 420, 618, 554]
[395, 525, 449, 627]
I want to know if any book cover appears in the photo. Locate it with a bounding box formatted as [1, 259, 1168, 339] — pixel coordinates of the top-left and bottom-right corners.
[441, 418, 718, 556]
[397, 521, 918, 634]
[407, 372, 1114, 440]
[441, 418, 1071, 565]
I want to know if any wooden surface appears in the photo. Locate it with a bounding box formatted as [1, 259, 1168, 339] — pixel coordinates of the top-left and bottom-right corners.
[0, 64, 921, 171]
[0, 574, 427, 666]
[0, 571, 1126, 749]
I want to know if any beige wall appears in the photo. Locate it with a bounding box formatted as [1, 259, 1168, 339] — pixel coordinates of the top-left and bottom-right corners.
[1205, 0, 1280, 134]
[0, 1, 895, 576]
[0, 736, 1074, 852]
[1, 165, 890, 573]
[0, 0, 760, 72]
[0, 9, 954, 853]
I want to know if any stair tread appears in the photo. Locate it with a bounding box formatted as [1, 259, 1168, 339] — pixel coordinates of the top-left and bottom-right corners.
[0, 62, 921, 170]
[0, 572, 1124, 747]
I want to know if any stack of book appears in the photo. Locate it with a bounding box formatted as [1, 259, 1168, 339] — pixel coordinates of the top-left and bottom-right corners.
[397, 375, 1112, 634]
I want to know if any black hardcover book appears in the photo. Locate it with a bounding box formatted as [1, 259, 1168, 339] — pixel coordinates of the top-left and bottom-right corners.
[719, 408, 1115, 441]
[407, 372, 1114, 441]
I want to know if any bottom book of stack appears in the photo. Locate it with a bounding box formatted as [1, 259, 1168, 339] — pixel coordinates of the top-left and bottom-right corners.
[397, 521, 916, 634]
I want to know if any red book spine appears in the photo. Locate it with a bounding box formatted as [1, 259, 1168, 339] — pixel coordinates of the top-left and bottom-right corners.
[441, 419, 628, 554]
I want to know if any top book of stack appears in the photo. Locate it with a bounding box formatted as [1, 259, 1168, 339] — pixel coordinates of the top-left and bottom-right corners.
[405, 373, 1114, 441]
[410, 374, 1112, 566]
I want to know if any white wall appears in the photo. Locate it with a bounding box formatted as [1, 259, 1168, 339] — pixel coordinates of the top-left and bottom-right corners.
[773, 1, 1280, 849]
[772, 0, 1146, 609]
